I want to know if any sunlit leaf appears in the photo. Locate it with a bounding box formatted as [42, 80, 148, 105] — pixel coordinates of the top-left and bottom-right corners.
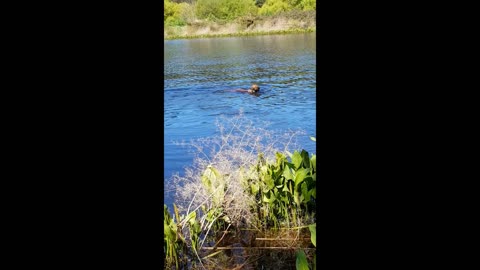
[251, 183, 259, 195]
[282, 166, 293, 180]
[185, 211, 196, 226]
[282, 183, 290, 193]
[201, 175, 211, 190]
[294, 168, 309, 187]
[310, 136, 316, 142]
[275, 152, 286, 167]
[301, 182, 310, 202]
[294, 193, 300, 206]
[263, 191, 276, 203]
[292, 151, 302, 169]
[309, 223, 316, 247]
[264, 174, 274, 190]
[295, 250, 309, 270]
[310, 154, 316, 171]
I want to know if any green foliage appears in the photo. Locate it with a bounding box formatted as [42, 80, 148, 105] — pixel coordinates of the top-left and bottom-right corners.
[258, 0, 292, 15]
[178, 2, 196, 24]
[165, 147, 316, 268]
[195, 0, 258, 21]
[258, 0, 315, 15]
[308, 223, 316, 247]
[187, 211, 201, 252]
[285, 0, 302, 7]
[250, 149, 316, 228]
[201, 165, 225, 206]
[299, 0, 316, 11]
[164, 0, 189, 26]
[295, 250, 309, 270]
[164, 204, 183, 269]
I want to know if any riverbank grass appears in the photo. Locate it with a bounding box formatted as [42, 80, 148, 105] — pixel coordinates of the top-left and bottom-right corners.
[164, 27, 315, 40]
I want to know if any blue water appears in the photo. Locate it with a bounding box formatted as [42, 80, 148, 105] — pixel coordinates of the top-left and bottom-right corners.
[164, 33, 316, 208]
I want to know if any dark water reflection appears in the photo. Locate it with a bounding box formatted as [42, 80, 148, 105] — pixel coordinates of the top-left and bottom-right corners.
[164, 33, 316, 208]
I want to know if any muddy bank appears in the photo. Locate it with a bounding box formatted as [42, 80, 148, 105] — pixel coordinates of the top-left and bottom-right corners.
[164, 13, 316, 40]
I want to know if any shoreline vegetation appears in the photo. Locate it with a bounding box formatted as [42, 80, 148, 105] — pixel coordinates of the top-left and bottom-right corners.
[164, 114, 316, 269]
[164, 0, 316, 40]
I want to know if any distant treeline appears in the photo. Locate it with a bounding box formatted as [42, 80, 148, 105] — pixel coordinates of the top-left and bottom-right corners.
[164, 0, 316, 26]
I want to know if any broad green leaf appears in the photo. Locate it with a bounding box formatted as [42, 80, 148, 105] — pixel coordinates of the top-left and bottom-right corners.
[263, 174, 274, 190]
[164, 221, 174, 238]
[301, 182, 310, 202]
[295, 250, 309, 270]
[294, 168, 309, 187]
[275, 152, 286, 166]
[263, 191, 276, 203]
[310, 187, 316, 199]
[185, 211, 196, 226]
[301, 150, 310, 168]
[209, 165, 221, 178]
[282, 166, 293, 180]
[293, 193, 300, 206]
[201, 175, 211, 190]
[251, 183, 259, 195]
[291, 151, 302, 169]
[310, 154, 316, 171]
[285, 150, 293, 158]
[309, 223, 316, 247]
[202, 165, 221, 191]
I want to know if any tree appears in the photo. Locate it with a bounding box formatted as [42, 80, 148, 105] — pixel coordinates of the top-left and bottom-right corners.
[195, 0, 258, 21]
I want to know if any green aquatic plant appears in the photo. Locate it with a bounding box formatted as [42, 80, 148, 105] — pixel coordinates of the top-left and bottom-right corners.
[164, 204, 184, 269]
[295, 250, 309, 270]
[166, 113, 316, 268]
[246, 149, 316, 228]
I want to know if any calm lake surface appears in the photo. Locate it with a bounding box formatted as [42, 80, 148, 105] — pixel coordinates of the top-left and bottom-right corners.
[164, 33, 316, 209]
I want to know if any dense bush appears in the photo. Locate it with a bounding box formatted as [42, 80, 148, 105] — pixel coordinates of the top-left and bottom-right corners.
[258, 0, 315, 15]
[164, 0, 197, 26]
[299, 0, 316, 11]
[165, 0, 316, 29]
[195, 0, 258, 21]
[258, 0, 292, 15]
